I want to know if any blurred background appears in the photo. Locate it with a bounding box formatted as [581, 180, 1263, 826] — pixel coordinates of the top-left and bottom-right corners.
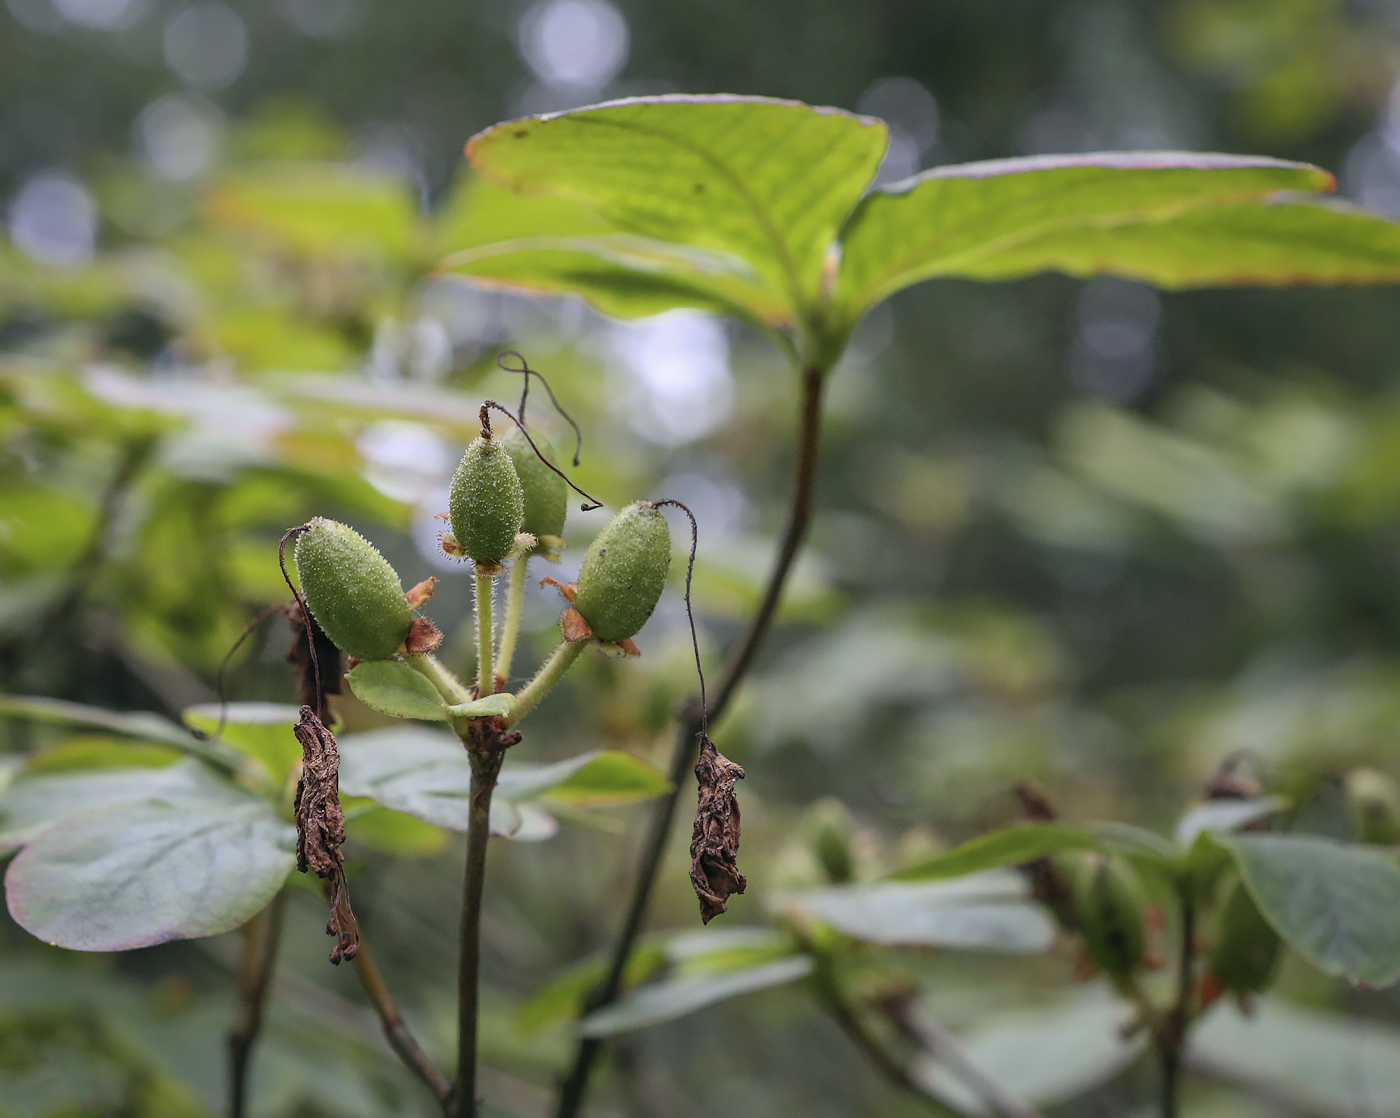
[6, 0, 1400, 1115]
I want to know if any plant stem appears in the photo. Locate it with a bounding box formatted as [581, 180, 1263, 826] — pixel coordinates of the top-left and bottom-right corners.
[407, 653, 475, 705]
[1160, 884, 1197, 1118]
[496, 556, 529, 689]
[553, 364, 826, 1118]
[892, 1005, 1048, 1118]
[227, 890, 288, 1118]
[452, 744, 507, 1118]
[475, 573, 495, 697]
[352, 939, 451, 1106]
[504, 639, 585, 729]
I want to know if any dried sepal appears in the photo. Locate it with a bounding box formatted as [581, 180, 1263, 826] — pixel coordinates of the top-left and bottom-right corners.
[405, 617, 444, 654]
[292, 706, 359, 964]
[560, 609, 592, 643]
[540, 576, 577, 603]
[405, 577, 440, 609]
[690, 737, 746, 924]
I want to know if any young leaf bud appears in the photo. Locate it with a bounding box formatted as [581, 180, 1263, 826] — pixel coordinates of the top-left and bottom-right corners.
[1208, 878, 1281, 995]
[503, 427, 567, 556]
[573, 501, 671, 644]
[1071, 853, 1149, 978]
[293, 518, 412, 662]
[1345, 768, 1400, 845]
[448, 435, 525, 569]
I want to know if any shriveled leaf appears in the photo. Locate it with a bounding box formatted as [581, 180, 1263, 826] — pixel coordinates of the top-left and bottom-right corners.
[447, 693, 516, 720]
[578, 956, 813, 1038]
[1175, 796, 1286, 848]
[781, 872, 1056, 952]
[913, 985, 1142, 1114]
[346, 660, 447, 721]
[6, 796, 295, 951]
[892, 823, 1099, 881]
[836, 153, 1400, 320]
[1221, 833, 1400, 986]
[182, 702, 303, 785]
[466, 95, 887, 321]
[1191, 997, 1400, 1113]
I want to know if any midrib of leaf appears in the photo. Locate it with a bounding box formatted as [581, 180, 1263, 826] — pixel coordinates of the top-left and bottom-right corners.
[568, 113, 807, 319]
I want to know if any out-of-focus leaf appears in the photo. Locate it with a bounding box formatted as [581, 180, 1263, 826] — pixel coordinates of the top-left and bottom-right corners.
[1175, 796, 1286, 847]
[0, 758, 237, 851]
[780, 873, 1056, 952]
[24, 735, 183, 773]
[666, 925, 800, 977]
[835, 153, 1400, 320]
[182, 702, 302, 785]
[912, 986, 1142, 1115]
[466, 95, 887, 322]
[1191, 997, 1400, 1113]
[518, 939, 668, 1035]
[891, 823, 1100, 882]
[447, 693, 516, 719]
[6, 794, 295, 950]
[0, 482, 92, 576]
[499, 749, 670, 806]
[578, 956, 814, 1038]
[346, 660, 448, 721]
[343, 802, 450, 856]
[1221, 833, 1400, 986]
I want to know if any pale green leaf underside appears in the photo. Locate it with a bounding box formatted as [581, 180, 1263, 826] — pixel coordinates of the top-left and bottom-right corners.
[838, 155, 1400, 319]
[448, 693, 516, 719]
[1222, 833, 1400, 987]
[466, 94, 887, 318]
[345, 660, 447, 721]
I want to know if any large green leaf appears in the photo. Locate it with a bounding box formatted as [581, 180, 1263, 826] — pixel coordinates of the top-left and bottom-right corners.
[6, 794, 295, 951]
[466, 95, 887, 322]
[1221, 833, 1400, 986]
[345, 660, 448, 721]
[892, 823, 1099, 882]
[779, 872, 1055, 952]
[836, 153, 1400, 320]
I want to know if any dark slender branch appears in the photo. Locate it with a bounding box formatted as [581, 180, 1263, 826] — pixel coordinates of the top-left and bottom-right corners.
[353, 940, 452, 1106]
[228, 891, 288, 1118]
[1160, 886, 1197, 1118]
[553, 365, 826, 1118]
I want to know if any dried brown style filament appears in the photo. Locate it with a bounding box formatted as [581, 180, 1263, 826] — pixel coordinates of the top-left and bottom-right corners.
[497, 349, 584, 466]
[481, 399, 603, 511]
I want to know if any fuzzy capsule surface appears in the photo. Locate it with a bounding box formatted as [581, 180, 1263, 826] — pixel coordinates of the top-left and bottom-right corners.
[1071, 853, 1149, 978]
[503, 428, 567, 551]
[573, 501, 671, 643]
[293, 517, 412, 661]
[449, 436, 525, 566]
[1209, 878, 1281, 995]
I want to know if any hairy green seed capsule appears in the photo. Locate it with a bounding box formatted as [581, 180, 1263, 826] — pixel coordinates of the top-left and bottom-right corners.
[293, 517, 412, 661]
[503, 427, 567, 555]
[1071, 853, 1149, 978]
[573, 501, 671, 643]
[1346, 768, 1400, 845]
[1208, 878, 1281, 995]
[448, 436, 525, 568]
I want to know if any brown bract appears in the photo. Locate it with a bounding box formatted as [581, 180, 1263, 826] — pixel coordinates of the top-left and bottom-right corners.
[405, 617, 444, 654]
[405, 577, 439, 609]
[689, 738, 747, 924]
[283, 600, 341, 725]
[560, 608, 591, 643]
[293, 706, 359, 964]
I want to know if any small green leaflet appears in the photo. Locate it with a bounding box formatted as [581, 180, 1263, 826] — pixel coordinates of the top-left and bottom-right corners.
[345, 660, 448, 721]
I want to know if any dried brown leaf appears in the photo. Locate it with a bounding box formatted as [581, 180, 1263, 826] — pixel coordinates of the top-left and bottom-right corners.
[293, 706, 359, 964]
[689, 738, 746, 924]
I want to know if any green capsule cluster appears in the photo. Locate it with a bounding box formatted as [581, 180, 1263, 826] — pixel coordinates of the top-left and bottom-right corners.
[573, 502, 671, 643]
[1070, 853, 1149, 978]
[448, 435, 525, 568]
[293, 517, 411, 661]
[1208, 878, 1281, 995]
[503, 427, 567, 556]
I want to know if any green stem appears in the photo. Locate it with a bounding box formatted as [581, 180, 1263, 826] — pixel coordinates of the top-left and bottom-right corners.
[496, 557, 529, 689]
[475, 574, 495, 697]
[228, 890, 288, 1118]
[504, 640, 585, 729]
[406, 654, 474, 705]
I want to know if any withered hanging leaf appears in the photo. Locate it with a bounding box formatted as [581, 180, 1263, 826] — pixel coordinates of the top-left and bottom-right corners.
[284, 600, 342, 725]
[293, 706, 359, 963]
[690, 737, 746, 924]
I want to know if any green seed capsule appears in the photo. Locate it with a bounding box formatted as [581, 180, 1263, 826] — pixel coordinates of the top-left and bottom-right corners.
[1208, 878, 1281, 995]
[448, 436, 525, 567]
[293, 517, 412, 661]
[1346, 768, 1400, 845]
[1071, 853, 1149, 978]
[573, 502, 671, 643]
[503, 428, 567, 554]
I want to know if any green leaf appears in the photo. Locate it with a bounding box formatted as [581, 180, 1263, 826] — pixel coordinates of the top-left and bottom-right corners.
[498, 749, 670, 807]
[1174, 796, 1286, 848]
[578, 956, 814, 1038]
[345, 661, 447, 721]
[518, 939, 668, 1035]
[1191, 996, 1400, 1111]
[891, 823, 1100, 882]
[446, 693, 516, 720]
[1221, 833, 1400, 986]
[466, 95, 887, 323]
[343, 803, 450, 856]
[182, 702, 303, 785]
[5, 794, 295, 950]
[779, 873, 1056, 952]
[24, 735, 183, 773]
[835, 153, 1400, 321]
[336, 728, 472, 828]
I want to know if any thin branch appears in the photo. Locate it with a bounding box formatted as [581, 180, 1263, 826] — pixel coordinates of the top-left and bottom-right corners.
[228, 891, 288, 1118]
[1160, 887, 1198, 1118]
[553, 365, 827, 1118]
[352, 940, 452, 1106]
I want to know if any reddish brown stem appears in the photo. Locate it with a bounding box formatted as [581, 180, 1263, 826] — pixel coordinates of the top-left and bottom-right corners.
[353, 941, 452, 1106]
[228, 891, 288, 1118]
